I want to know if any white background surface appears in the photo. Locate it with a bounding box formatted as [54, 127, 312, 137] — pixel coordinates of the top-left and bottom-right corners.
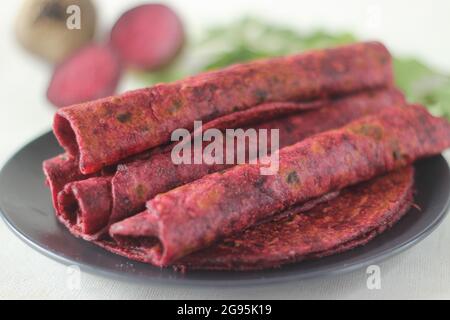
[1, 0, 449, 299]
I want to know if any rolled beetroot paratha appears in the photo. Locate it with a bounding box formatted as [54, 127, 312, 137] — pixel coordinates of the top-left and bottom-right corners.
[43, 154, 120, 213]
[43, 97, 327, 212]
[43, 154, 88, 212]
[176, 167, 414, 270]
[101, 166, 413, 270]
[53, 41, 393, 174]
[109, 105, 450, 266]
[53, 89, 405, 240]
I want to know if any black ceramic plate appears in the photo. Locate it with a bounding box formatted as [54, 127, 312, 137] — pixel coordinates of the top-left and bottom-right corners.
[1, 132, 449, 287]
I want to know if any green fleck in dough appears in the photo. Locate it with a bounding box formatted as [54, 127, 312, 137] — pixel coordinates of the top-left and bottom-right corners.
[286, 171, 300, 184]
[117, 112, 132, 123]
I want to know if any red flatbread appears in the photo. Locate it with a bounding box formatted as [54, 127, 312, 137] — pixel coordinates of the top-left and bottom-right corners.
[53, 42, 393, 174]
[53, 89, 404, 240]
[97, 167, 413, 271]
[109, 105, 450, 266]
[176, 167, 414, 270]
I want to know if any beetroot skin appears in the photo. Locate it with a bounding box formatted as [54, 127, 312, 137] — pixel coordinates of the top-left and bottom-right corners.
[47, 44, 121, 108]
[110, 4, 184, 70]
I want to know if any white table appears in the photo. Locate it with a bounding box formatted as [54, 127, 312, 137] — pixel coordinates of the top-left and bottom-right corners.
[1, 0, 450, 299]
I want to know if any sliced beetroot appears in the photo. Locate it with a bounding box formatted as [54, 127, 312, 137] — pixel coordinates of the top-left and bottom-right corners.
[109, 4, 184, 70]
[47, 44, 121, 108]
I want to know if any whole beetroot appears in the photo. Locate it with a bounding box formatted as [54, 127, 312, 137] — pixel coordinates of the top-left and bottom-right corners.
[109, 4, 185, 70]
[47, 44, 121, 108]
[15, 0, 97, 63]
